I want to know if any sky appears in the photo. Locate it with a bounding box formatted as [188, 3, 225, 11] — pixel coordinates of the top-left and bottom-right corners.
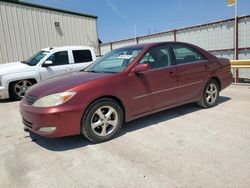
[24, 0, 250, 43]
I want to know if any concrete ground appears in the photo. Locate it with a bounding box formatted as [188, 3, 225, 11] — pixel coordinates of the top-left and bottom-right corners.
[0, 84, 250, 188]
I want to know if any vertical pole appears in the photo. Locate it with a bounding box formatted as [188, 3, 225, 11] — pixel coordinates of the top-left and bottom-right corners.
[134, 25, 137, 41]
[99, 44, 101, 56]
[174, 30, 177, 42]
[136, 37, 139, 44]
[234, 0, 237, 59]
[234, 0, 239, 82]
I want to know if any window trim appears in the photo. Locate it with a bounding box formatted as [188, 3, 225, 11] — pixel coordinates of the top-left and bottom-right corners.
[137, 44, 174, 70]
[170, 44, 207, 65]
[43, 51, 70, 67]
[72, 49, 93, 64]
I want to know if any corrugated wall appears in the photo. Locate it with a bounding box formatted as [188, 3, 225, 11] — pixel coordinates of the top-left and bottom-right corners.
[100, 16, 250, 61]
[0, 1, 98, 63]
[176, 21, 234, 51]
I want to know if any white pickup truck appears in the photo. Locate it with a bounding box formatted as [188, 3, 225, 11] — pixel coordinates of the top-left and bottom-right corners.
[0, 46, 96, 100]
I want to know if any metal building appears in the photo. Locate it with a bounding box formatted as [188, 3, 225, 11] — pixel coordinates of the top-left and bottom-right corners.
[0, 0, 99, 63]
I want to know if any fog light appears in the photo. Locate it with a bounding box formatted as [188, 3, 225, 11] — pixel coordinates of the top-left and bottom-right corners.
[39, 127, 57, 133]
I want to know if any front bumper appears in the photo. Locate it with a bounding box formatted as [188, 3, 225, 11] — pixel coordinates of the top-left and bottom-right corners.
[0, 86, 9, 99]
[20, 99, 86, 137]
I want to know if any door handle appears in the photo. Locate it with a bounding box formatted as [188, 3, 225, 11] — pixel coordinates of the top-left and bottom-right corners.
[66, 67, 72, 71]
[169, 71, 176, 78]
[204, 64, 209, 70]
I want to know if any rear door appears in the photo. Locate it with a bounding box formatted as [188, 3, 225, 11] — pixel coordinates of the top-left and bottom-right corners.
[39, 51, 71, 80]
[127, 45, 178, 115]
[171, 44, 209, 102]
[71, 49, 94, 71]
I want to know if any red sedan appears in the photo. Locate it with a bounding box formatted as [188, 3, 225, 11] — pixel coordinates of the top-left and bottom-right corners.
[20, 42, 232, 143]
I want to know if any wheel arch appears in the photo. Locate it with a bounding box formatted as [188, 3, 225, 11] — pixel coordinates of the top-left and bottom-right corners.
[8, 78, 38, 96]
[210, 77, 221, 91]
[91, 95, 125, 119]
[8, 78, 37, 88]
[82, 95, 126, 125]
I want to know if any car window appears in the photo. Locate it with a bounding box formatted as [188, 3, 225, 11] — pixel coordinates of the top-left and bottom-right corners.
[73, 50, 93, 63]
[138, 46, 171, 69]
[47, 51, 69, 66]
[85, 47, 143, 73]
[172, 44, 206, 65]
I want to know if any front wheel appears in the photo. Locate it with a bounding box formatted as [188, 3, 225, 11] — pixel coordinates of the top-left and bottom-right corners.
[9, 80, 34, 100]
[81, 98, 124, 143]
[197, 79, 219, 108]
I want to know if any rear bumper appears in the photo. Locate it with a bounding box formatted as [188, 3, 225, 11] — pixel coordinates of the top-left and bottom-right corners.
[19, 100, 86, 137]
[0, 87, 9, 99]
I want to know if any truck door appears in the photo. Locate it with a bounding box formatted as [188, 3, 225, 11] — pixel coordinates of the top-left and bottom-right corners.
[39, 51, 72, 80]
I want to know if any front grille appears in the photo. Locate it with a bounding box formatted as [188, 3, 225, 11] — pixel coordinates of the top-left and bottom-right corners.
[22, 118, 33, 128]
[26, 95, 37, 105]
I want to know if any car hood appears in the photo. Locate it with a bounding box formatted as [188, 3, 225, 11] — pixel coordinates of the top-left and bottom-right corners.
[0, 62, 33, 75]
[28, 71, 112, 97]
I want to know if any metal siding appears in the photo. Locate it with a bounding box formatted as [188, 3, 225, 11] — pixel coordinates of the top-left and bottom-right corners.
[211, 50, 234, 60]
[239, 49, 250, 59]
[0, 1, 98, 63]
[100, 44, 111, 55]
[175, 22, 235, 51]
[112, 39, 136, 49]
[100, 32, 174, 55]
[0, 5, 7, 63]
[239, 17, 250, 48]
[138, 32, 174, 44]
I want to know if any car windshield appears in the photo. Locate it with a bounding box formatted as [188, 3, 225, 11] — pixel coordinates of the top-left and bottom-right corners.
[85, 47, 143, 73]
[23, 51, 49, 66]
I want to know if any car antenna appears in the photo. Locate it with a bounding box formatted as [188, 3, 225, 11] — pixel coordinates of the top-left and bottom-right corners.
[49, 47, 53, 50]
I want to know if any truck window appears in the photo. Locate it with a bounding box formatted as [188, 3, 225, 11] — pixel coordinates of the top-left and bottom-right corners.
[47, 51, 69, 66]
[73, 50, 93, 63]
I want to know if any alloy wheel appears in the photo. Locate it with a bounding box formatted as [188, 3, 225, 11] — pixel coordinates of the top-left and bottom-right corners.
[14, 80, 33, 98]
[91, 106, 118, 137]
[205, 83, 218, 105]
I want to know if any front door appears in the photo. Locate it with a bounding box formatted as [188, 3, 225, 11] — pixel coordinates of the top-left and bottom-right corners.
[127, 45, 178, 115]
[39, 51, 72, 80]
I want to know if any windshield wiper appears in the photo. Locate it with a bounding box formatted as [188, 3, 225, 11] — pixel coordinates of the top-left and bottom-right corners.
[21, 61, 27, 64]
[84, 70, 99, 73]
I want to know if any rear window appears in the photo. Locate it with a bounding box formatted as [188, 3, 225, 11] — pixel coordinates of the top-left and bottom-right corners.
[172, 44, 206, 64]
[73, 50, 93, 63]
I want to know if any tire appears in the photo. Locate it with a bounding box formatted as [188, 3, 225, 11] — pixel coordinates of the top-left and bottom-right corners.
[197, 79, 219, 108]
[9, 80, 34, 100]
[81, 98, 124, 143]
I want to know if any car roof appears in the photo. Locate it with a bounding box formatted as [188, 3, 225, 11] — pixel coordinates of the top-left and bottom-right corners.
[41, 46, 93, 52]
[115, 41, 216, 60]
[118, 41, 195, 49]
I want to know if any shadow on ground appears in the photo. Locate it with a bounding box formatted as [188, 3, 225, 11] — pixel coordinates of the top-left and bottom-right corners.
[0, 99, 17, 103]
[26, 96, 231, 151]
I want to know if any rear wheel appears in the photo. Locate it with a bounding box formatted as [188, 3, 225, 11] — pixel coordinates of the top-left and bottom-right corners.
[81, 98, 124, 143]
[9, 80, 34, 100]
[198, 79, 219, 108]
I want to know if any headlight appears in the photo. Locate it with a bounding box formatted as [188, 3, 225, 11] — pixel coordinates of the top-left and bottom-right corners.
[33, 91, 76, 107]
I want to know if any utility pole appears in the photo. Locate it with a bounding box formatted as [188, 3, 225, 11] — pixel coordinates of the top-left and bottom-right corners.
[228, 0, 238, 59]
[228, 0, 238, 82]
[234, 0, 237, 60]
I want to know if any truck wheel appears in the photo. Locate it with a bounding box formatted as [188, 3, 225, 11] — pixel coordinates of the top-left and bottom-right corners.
[197, 79, 219, 108]
[81, 98, 124, 143]
[9, 80, 34, 100]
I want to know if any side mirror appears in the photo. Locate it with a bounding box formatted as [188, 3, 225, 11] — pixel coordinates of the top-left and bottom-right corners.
[43, 60, 53, 67]
[133, 63, 150, 74]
